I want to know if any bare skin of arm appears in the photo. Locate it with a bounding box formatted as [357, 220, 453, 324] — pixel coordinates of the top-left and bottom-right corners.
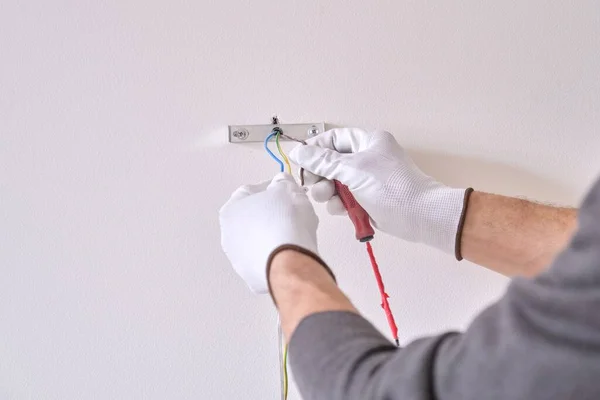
[461, 192, 577, 277]
[269, 250, 354, 340]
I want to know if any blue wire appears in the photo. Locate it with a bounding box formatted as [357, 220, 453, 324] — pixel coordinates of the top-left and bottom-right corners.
[264, 132, 284, 172]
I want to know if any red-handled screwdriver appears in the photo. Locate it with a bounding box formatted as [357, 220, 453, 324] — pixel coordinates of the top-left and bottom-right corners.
[333, 181, 375, 242]
[333, 180, 400, 347]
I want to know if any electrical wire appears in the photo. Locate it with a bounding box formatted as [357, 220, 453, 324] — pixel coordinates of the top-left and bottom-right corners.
[265, 131, 284, 172]
[277, 321, 289, 400]
[283, 345, 289, 399]
[280, 133, 307, 185]
[271, 136, 289, 400]
[277, 132, 291, 400]
[275, 131, 292, 174]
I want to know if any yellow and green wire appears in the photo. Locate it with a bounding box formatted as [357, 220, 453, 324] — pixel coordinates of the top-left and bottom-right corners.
[265, 128, 293, 175]
[279, 131, 291, 399]
[275, 131, 292, 174]
[268, 130, 292, 399]
[283, 344, 289, 398]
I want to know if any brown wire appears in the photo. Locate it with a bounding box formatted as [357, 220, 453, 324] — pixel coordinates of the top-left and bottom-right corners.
[280, 133, 307, 186]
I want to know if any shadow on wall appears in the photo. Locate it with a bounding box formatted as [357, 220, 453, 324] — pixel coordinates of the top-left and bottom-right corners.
[410, 150, 577, 207]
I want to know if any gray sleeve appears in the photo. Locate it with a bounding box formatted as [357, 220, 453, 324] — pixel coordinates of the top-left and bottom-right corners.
[289, 177, 600, 400]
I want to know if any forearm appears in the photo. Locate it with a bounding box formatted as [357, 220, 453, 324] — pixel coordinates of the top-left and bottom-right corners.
[269, 249, 407, 400]
[269, 249, 459, 400]
[269, 249, 357, 341]
[461, 191, 577, 277]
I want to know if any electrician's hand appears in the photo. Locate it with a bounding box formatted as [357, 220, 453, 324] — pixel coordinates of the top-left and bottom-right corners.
[219, 173, 319, 294]
[288, 128, 468, 254]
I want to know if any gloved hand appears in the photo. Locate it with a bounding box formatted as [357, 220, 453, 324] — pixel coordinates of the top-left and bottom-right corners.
[219, 173, 320, 294]
[288, 128, 468, 254]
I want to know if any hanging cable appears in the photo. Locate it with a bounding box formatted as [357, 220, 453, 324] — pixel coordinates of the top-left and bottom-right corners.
[269, 133, 289, 400]
[265, 131, 284, 172]
[283, 344, 289, 398]
[278, 320, 288, 400]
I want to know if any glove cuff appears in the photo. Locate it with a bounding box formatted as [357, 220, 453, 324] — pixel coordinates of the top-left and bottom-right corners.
[266, 244, 336, 305]
[454, 188, 475, 260]
[417, 185, 470, 254]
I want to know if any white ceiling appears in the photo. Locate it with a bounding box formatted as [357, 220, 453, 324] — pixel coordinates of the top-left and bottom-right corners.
[1, 1, 599, 398]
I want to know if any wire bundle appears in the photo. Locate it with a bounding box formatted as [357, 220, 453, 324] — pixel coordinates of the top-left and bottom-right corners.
[265, 128, 290, 400]
[264, 128, 292, 174]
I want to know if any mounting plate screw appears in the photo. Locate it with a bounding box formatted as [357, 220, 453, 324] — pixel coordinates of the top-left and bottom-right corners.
[308, 125, 319, 137]
[232, 128, 249, 140]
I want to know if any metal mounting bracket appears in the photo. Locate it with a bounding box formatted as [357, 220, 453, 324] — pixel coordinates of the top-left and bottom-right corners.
[228, 122, 325, 143]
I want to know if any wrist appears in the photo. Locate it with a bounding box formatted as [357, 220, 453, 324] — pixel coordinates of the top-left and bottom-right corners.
[269, 249, 322, 282]
[267, 248, 355, 340]
[266, 245, 336, 301]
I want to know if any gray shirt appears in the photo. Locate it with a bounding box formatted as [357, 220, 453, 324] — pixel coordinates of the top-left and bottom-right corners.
[289, 177, 600, 400]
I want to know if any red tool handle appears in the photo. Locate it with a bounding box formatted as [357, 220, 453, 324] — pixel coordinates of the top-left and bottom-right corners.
[333, 180, 375, 242]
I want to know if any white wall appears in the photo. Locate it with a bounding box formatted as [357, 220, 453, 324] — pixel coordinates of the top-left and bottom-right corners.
[1, 1, 599, 399]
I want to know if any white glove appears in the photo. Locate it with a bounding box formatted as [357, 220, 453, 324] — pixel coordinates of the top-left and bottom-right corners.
[219, 173, 320, 294]
[288, 128, 467, 254]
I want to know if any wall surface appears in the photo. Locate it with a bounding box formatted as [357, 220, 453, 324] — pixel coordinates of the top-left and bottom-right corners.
[1, 1, 599, 399]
